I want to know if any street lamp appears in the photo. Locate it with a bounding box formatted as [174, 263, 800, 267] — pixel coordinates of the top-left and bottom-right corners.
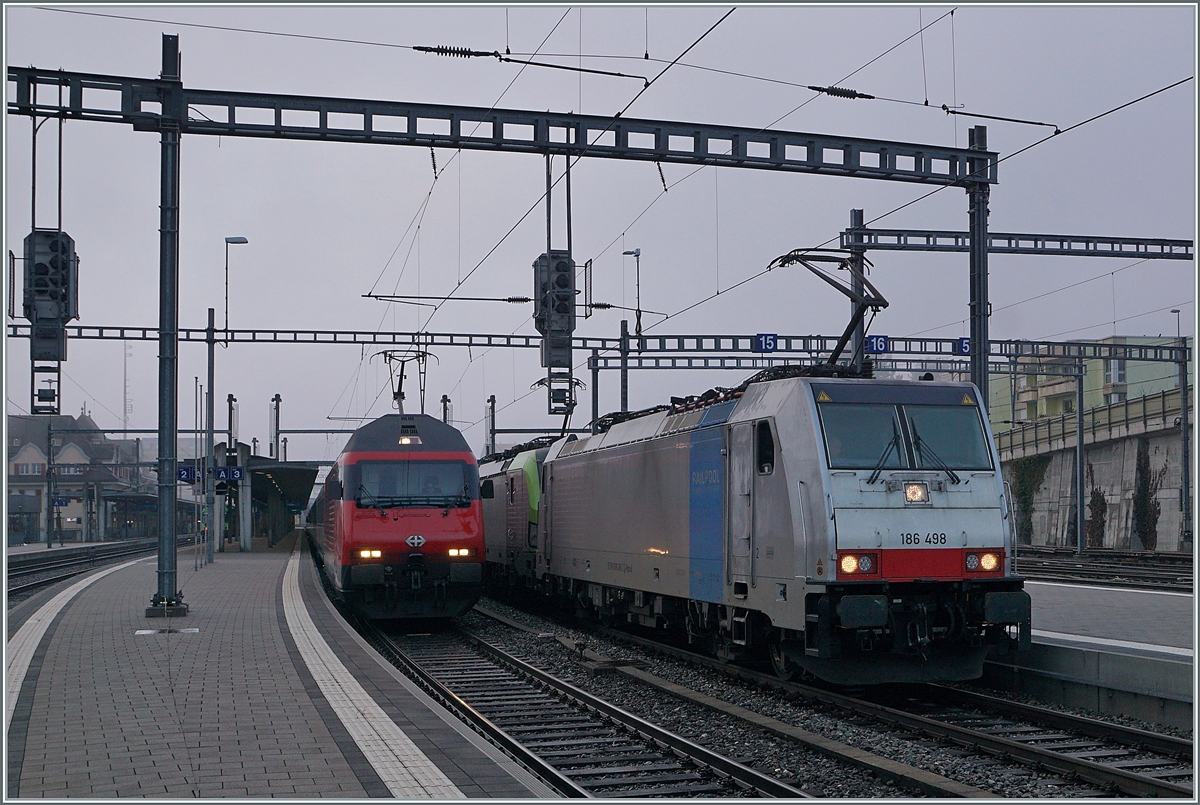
[622, 248, 642, 336]
[224, 236, 249, 336]
[1171, 308, 1181, 339]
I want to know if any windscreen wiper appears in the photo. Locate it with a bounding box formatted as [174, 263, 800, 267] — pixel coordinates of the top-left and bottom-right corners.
[356, 483, 382, 511]
[442, 483, 470, 516]
[910, 423, 961, 484]
[867, 421, 903, 484]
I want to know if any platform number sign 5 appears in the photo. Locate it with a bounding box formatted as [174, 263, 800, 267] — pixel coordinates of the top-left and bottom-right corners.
[865, 335, 890, 354]
[754, 333, 777, 353]
[956, 337, 971, 355]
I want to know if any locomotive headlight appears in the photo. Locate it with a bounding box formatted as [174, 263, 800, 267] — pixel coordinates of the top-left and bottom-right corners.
[857, 554, 873, 573]
[448, 548, 470, 557]
[359, 549, 382, 559]
[840, 555, 859, 574]
[965, 553, 980, 570]
[980, 552, 999, 571]
[903, 482, 930, 504]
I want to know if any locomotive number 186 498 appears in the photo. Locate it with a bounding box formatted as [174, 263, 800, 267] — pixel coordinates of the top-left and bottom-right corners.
[899, 532, 947, 545]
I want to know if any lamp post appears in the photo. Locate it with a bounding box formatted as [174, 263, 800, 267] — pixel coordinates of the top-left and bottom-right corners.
[205, 307, 217, 564]
[224, 236, 249, 336]
[622, 248, 642, 337]
[1171, 309, 1192, 551]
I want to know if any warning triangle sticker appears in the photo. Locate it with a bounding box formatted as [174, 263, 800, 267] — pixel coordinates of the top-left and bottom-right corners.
[816, 390, 832, 402]
[962, 394, 974, 405]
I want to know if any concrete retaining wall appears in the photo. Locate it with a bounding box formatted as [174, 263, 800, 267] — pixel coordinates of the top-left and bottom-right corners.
[984, 643, 1192, 731]
[1001, 428, 1190, 552]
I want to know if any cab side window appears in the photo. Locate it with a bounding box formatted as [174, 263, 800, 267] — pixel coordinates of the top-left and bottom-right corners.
[756, 420, 775, 475]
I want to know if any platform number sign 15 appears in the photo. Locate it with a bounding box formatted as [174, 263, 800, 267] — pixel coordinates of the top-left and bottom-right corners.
[754, 333, 778, 353]
[956, 337, 971, 356]
[865, 335, 890, 354]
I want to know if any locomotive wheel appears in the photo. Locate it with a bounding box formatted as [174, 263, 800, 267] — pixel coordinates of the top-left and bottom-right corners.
[767, 634, 798, 681]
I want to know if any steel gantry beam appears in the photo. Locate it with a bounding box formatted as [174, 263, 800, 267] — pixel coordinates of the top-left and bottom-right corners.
[8, 68, 998, 187]
[839, 227, 1193, 259]
[8, 324, 1187, 364]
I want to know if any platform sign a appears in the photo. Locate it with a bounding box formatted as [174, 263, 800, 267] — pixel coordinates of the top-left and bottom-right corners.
[52, 497, 68, 507]
[754, 334, 778, 353]
[864, 335, 890, 354]
[956, 337, 971, 355]
[214, 466, 245, 482]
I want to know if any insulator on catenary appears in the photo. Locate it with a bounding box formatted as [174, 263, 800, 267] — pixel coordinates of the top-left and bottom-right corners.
[808, 85, 875, 100]
[414, 45, 498, 58]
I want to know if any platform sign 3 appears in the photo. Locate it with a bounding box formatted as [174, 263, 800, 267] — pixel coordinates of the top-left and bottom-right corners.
[865, 335, 890, 354]
[956, 337, 971, 356]
[754, 334, 778, 353]
[214, 466, 245, 481]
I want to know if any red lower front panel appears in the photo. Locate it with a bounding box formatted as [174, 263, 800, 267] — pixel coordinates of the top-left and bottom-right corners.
[881, 548, 1005, 581]
[835, 548, 1007, 581]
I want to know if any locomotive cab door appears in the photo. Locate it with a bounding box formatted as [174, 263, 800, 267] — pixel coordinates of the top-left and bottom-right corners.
[727, 422, 754, 592]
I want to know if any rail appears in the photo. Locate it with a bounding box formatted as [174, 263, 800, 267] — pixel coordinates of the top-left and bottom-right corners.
[585, 620, 1192, 798]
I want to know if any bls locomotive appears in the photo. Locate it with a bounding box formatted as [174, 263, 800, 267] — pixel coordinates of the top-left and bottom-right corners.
[481, 368, 1032, 685]
[319, 413, 486, 619]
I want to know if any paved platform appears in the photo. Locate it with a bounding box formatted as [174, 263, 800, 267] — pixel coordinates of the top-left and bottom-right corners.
[5, 531, 553, 798]
[1025, 579, 1193, 659]
[7, 540, 103, 555]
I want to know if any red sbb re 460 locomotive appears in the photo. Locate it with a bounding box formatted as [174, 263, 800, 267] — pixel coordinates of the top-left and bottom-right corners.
[319, 414, 488, 619]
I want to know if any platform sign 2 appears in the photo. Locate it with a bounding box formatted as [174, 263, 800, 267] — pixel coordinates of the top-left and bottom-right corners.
[754, 334, 777, 353]
[956, 337, 971, 356]
[865, 335, 890, 354]
[177, 466, 197, 483]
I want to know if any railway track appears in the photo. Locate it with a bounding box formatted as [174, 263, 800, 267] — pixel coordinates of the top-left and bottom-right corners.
[6, 538, 194, 598]
[560, 614, 1193, 798]
[1014, 547, 1193, 591]
[470, 607, 992, 798]
[368, 624, 808, 797]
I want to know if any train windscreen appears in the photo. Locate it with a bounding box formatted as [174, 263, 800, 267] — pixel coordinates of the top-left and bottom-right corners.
[819, 404, 910, 470]
[346, 460, 479, 508]
[818, 400, 993, 470]
[905, 405, 993, 470]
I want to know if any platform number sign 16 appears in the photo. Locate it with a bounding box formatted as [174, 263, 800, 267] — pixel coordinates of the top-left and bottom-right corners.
[956, 337, 971, 356]
[865, 335, 890, 354]
[754, 333, 778, 353]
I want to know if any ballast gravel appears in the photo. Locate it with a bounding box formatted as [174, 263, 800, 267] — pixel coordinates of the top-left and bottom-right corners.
[462, 601, 1127, 798]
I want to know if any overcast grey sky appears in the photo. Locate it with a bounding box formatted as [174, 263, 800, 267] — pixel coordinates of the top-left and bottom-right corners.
[4, 4, 1196, 460]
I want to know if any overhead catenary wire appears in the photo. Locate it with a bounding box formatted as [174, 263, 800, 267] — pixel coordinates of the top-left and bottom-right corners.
[902, 258, 1154, 338]
[643, 75, 1194, 335]
[40, 7, 421, 50]
[570, 10, 975, 296]
[345, 9, 573, 422]
[417, 7, 736, 329]
[1038, 301, 1193, 341]
[46, 6, 972, 114]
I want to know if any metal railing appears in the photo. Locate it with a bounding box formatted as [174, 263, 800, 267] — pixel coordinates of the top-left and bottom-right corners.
[996, 386, 1187, 459]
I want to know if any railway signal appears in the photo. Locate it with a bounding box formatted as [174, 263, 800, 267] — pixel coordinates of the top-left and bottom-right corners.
[533, 250, 576, 369]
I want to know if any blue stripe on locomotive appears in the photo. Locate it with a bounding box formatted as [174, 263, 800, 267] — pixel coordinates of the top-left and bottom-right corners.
[688, 427, 725, 602]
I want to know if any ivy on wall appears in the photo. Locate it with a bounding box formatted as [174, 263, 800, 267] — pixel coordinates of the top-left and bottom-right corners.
[1009, 454, 1052, 544]
[1084, 461, 1107, 549]
[1132, 438, 1168, 551]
